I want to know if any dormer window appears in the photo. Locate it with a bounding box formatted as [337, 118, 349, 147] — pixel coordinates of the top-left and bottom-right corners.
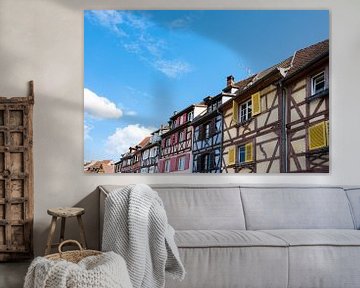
[187, 111, 194, 122]
[311, 71, 325, 95]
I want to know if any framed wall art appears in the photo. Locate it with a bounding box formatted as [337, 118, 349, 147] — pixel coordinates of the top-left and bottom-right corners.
[84, 10, 329, 174]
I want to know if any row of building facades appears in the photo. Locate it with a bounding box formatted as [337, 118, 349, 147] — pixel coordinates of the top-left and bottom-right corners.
[114, 39, 329, 173]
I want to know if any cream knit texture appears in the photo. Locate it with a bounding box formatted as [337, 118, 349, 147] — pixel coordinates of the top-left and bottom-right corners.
[102, 184, 185, 288]
[24, 251, 133, 288]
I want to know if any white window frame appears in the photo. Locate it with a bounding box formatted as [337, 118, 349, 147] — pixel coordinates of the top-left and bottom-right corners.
[237, 145, 246, 164]
[238, 99, 252, 123]
[179, 130, 185, 142]
[205, 123, 211, 139]
[142, 149, 149, 160]
[165, 137, 171, 147]
[150, 146, 158, 157]
[311, 71, 326, 95]
[187, 111, 194, 122]
[164, 159, 171, 173]
[177, 156, 186, 171]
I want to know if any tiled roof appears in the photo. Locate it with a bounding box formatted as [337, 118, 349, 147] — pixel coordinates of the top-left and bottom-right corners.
[232, 39, 328, 93]
[137, 136, 151, 148]
[285, 39, 329, 78]
[84, 160, 114, 173]
[233, 75, 256, 90]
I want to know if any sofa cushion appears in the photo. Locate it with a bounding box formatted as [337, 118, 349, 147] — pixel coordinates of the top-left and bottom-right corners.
[165, 246, 289, 288]
[287, 246, 360, 288]
[240, 187, 355, 230]
[153, 186, 246, 230]
[175, 230, 288, 248]
[100, 185, 246, 230]
[261, 230, 360, 288]
[261, 229, 360, 246]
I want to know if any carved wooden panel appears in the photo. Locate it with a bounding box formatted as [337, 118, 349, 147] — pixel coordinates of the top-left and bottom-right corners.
[0, 81, 34, 261]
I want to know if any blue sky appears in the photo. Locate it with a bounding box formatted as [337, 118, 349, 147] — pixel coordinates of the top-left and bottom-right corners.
[84, 10, 329, 162]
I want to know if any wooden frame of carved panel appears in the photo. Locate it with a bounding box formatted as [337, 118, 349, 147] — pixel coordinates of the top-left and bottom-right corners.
[0, 81, 34, 261]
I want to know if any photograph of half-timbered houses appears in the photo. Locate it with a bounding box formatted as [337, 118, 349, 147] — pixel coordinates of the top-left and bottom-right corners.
[84, 10, 329, 173]
[221, 40, 329, 173]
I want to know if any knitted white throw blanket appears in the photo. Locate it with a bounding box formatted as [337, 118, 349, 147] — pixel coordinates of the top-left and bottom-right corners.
[24, 251, 133, 288]
[102, 184, 185, 288]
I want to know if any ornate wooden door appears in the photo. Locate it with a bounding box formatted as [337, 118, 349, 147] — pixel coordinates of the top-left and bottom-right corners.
[0, 82, 34, 261]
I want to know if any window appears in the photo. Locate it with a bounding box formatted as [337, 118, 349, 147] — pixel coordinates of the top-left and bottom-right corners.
[199, 121, 215, 140]
[311, 71, 325, 95]
[187, 111, 194, 122]
[164, 159, 171, 172]
[239, 99, 252, 123]
[238, 145, 246, 163]
[179, 130, 185, 142]
[165, 137, 171, 147]
[205, 123, 211, 138]
[237, 143, 253, 164]
[198, 153, 214, 172]
[150, 147, 158, 157]
[142, 149, 149, 160]
[177, 156, 186, 171]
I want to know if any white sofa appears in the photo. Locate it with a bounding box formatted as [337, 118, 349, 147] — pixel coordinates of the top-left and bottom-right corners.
[99, 185, 360, 288]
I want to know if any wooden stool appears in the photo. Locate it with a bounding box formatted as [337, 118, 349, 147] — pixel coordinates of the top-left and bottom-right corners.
[45, 207, 87, 255]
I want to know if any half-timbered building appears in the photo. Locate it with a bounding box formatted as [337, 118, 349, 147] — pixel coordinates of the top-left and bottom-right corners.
[117, 147, 136, 173]
[140, 126, 169, 173]
[158, 104, 207, 173]
[220, 39, 329, 173]
[282, 40, 329, 172]
[116, 137, 150, 173]
[191, 76, 239, 173]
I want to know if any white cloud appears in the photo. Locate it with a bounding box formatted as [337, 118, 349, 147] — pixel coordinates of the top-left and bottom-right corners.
[125, 110, 137, 116]
[106, 124, 155, 156]
[169, 15, 193, 29]
[84, 88, 123, 119]
[86, 10, 127, 36]
[153, 59, 192, 78]
[84, 122, 93, 140]
[86, 10, 192, 78]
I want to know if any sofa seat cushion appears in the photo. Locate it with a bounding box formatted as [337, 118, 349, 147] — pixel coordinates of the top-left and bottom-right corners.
[262, 229, 360, 246]
[175, 230, 288, 248]
[261, 230, 360, 288]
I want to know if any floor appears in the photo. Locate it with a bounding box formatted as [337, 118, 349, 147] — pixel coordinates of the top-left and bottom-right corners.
[0, 261, 30, 288]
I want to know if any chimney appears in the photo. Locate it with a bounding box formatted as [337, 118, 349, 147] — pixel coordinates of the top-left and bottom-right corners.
[227, 75, 234, 87]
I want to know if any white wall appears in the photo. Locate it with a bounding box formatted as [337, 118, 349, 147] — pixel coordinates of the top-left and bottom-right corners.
[0, 0, 359, 256]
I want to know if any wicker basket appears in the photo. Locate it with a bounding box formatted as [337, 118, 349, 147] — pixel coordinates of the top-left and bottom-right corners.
[45, 240, 102, 263]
